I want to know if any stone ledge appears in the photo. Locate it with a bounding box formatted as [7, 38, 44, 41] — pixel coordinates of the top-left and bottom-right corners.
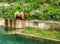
[15, 32, 60, 42]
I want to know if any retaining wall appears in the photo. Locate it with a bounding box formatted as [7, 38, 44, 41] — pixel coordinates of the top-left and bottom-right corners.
[0, 18, 60, 30]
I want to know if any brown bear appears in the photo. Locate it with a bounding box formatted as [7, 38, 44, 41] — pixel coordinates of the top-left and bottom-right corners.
[14, 11, 28, 20]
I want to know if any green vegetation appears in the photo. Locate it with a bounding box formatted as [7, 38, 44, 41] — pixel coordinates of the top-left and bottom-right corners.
[0, 0, 60, 20]
[22, 27, 60, 40]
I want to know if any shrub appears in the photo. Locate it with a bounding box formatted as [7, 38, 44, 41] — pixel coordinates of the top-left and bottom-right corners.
[0, 0, 60, 20]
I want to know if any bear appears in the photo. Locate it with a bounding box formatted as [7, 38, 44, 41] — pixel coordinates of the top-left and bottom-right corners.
[14, 11, 28, 20]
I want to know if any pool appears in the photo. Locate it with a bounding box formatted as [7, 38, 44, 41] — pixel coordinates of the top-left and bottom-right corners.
[0, 26, 60, 44]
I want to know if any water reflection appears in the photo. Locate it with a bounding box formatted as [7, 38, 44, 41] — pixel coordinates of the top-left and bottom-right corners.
[4, 27, 16, 32]
[0, 26, 16, 35]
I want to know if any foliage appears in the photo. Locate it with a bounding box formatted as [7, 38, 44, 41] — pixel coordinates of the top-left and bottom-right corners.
[22, 27, 60, 40]
[0, 0, 60, 20]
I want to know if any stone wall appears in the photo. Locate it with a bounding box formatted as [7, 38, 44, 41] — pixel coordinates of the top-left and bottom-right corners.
[0, 18, 5, 26]
[0, 18, 60, 30]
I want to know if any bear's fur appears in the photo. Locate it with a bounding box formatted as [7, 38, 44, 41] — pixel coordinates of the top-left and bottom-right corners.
[14, 11, 27, 20]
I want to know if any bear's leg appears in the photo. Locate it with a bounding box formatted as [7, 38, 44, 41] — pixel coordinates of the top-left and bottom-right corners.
[14, 15, 16, 20]
[22, 15, 24, 20]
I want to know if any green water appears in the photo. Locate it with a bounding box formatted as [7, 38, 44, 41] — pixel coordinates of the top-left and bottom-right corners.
[0, 26, 60, 44]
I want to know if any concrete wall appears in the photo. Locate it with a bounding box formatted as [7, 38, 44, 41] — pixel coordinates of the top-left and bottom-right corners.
[0, 18, 5, 26]
[0, 18, 60, 30]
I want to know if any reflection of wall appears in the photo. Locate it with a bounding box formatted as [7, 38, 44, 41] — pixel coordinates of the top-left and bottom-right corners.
[0, 18, 60, 30]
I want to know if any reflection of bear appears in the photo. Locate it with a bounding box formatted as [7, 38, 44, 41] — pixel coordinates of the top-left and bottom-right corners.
[14, 11, 27, 20]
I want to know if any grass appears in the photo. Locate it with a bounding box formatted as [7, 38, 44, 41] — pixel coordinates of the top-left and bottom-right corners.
[22, 27, 60, 40]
